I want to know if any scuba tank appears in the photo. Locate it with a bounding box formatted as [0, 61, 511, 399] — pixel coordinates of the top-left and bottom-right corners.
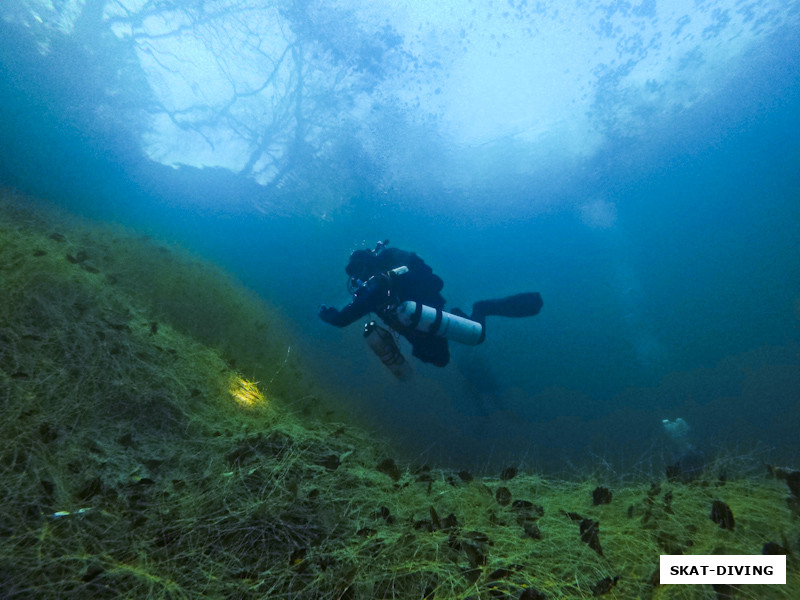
[363, 321, 412, 380]
[391, 301, 483, 345]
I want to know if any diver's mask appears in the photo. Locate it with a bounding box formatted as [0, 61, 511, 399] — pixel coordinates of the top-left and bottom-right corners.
[347, 265, 407, 295]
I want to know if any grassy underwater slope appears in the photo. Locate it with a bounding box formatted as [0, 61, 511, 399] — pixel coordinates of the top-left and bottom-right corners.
[1, 190, 798, 599]
[0, 192, 307, 399]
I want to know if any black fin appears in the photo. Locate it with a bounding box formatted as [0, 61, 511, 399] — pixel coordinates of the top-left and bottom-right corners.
[472, 292, 543, 321]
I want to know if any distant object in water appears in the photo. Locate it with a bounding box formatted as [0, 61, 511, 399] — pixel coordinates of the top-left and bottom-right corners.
[662, 417, 705, 482]
[318, 240, 542, 373]
[662, 417, 691, 452]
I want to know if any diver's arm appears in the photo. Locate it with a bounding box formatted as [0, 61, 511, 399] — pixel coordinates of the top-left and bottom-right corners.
[318, 296, 372, 327]
[318, 276, 388, 327]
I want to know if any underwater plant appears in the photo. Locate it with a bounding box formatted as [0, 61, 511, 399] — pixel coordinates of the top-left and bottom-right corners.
[1, 191, 797, 599]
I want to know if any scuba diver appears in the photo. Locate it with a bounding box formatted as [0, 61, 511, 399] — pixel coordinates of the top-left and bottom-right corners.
[318, 240, 543, 375]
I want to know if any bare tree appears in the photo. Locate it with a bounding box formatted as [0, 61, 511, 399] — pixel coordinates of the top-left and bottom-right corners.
[94, 0, 409, 210]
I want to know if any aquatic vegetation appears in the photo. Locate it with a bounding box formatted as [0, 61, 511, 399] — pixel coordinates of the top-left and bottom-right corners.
[1, 191, 797, 599]
[230, 375, 267, 409]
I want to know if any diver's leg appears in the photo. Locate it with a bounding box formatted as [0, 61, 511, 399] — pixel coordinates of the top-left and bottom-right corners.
[472, 292, 543, 320]
[467, 292, 543, 344]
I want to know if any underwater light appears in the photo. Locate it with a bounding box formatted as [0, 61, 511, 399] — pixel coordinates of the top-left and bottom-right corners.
[229, 376, 266, 408]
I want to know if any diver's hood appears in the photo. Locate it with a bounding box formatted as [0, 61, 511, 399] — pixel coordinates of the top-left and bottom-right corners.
[345, 249, 376, 278]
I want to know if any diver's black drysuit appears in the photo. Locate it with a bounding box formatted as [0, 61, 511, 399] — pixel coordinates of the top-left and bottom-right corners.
[318, 242, 543, 367]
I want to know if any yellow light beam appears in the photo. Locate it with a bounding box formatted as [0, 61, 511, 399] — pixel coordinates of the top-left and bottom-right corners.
[229, 376, 266, 408]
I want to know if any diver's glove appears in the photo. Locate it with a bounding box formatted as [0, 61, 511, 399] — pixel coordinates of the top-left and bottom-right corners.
[318, 304, 340, 324]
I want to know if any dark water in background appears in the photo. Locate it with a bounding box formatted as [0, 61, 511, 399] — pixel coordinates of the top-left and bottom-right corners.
[1, 3, 799, 473]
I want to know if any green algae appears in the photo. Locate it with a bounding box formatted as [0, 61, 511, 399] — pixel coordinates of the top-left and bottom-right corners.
[1, 190, 797, 599]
